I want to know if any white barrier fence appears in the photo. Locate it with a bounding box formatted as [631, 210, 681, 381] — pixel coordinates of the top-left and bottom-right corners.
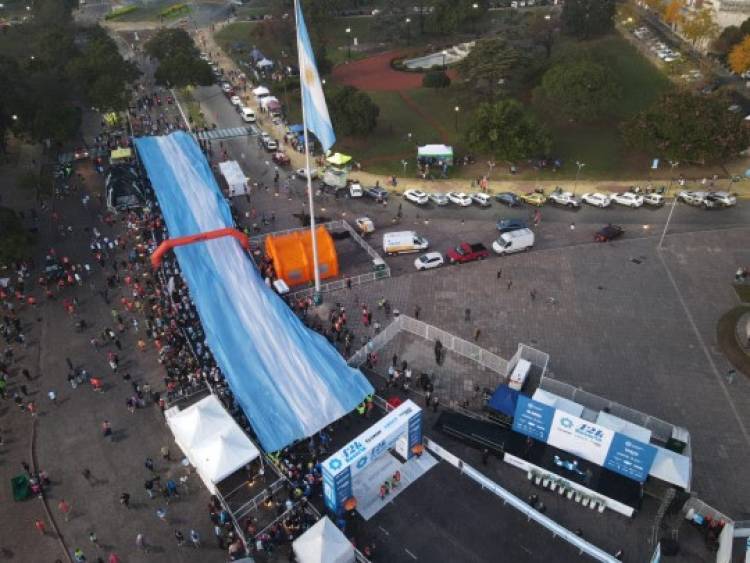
[424, 437, 619, 562]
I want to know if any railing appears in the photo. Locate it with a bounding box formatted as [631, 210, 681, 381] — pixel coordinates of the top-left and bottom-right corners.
[339, 219, 384, 263]
[538, 376, 688, 452]
[398, 315, 509, 376]
[248, 219, 343, 248]
[507, 343, 550, 378]
[290, 267, 391, 298]
[346, 315, 402, 367]
[424, 437, 619, 562]
[233, 477, 287, 522]
[683, 496, 733, 525]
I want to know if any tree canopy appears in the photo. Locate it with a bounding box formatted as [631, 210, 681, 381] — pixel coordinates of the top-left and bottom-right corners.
[457, 37, 529, 98]
[729, 35, 750, 74]
[621, 91, 750, 163]
[535, 59, 621, 122]
[0, 207, 34, 269]
[326, 85, 379, 136]
[145, 29, 213, 88]
[561, 0, 615, 39]
[682, 7, 719, 47]
[712, 25, 745, 58]
[464, 100, 551, 162]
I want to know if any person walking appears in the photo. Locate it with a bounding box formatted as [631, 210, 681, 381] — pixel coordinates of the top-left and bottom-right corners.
[73, 547, 86, 562]
[464, 308, 471, 322]
[135, 533, 149, 553]
[34, 519, 46, 535]
[119, 492, 130, 508]
[107, 553, 121, 563]
[190, 529, 201, 548]
[144, 456, 155, 472]
[144, 479, 155, 499]
[473, 328, 481, 342]
[58, 499, 71, 521]
[174, 529, 185, 546]
[156, 507, 167, 522]
[101, 420, 112, 440]
[88, 531, 98, 547]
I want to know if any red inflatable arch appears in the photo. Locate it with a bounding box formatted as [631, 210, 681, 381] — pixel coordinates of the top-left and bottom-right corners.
[150, 227, 249, 270]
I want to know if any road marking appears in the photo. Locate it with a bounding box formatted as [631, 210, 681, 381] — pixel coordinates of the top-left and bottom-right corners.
[378, 526, 390, 536]
[404, 548, 418, 560]
[657, 249, 750, 448]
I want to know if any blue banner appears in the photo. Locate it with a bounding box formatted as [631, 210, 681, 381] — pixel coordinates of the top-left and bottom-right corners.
[512, 395, 555, 442]
[603, 432, 657, 483]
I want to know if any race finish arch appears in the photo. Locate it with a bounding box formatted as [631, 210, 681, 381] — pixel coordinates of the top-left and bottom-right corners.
[322, 400, 423, 515]
[150, 227, 249, 270]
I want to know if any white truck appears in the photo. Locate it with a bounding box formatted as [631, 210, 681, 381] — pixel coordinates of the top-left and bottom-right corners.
[492, 228, 534, 255]
[508, 359, 531, 391]
[383, 231, 429, 256]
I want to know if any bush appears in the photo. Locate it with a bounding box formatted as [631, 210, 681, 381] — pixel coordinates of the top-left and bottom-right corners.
[422, 70, 451, 88]
[104, 5, 137, 20]
[159, 3, 189, 19]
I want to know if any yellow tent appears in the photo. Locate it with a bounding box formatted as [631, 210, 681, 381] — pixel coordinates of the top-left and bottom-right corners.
[326, 153, 352, 167]
[110, 148, 133, 163]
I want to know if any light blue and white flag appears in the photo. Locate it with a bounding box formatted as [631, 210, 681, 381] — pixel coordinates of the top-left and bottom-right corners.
[295, 0, 336, 152]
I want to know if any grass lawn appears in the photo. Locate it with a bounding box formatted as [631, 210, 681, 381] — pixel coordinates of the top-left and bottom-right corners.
[113, 0, 175, 22]
[530, 33, 673, 180]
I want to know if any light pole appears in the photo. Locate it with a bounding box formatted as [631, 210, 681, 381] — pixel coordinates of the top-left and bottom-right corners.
[666, 160, 679, 196]
[405, 17, 411, 45]
[472, 2, 479, 35]
[573, 160, 585, 194]
[346, 27, 351, 60]
[454, 106, 460, 132]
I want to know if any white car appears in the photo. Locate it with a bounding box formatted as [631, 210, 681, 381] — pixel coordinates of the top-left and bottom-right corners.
[643, 193, 665, 206]
[403, 189, 429, 205]
[707, 191, 736, 207]
[471, 192, 492, 207]
[447, 192, 472, 207]
[677, 190, 708, 206]
[612, 192, 644, 208]
[581, 192, 612, 208]
[220, 82, 233, 93]
[230, 95, 242, 106]
[428, 193, 449, 206]
[241, 107, 256, 122]
[349, 182, 364, 198]
[414, 252, 444, 271]
[295, 168, 319, 180]
[547, 189, 581, 208]
[355, 216, 374, 234]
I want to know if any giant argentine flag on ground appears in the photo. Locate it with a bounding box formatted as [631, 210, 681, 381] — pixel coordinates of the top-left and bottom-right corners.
[134, 132, 372, 452]
[295, 0, 336, 152]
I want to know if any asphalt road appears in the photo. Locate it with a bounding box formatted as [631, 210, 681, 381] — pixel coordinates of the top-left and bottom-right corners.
[190, 82, 750, 278]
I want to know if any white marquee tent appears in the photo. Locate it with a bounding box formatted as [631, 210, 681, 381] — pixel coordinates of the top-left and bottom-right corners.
[292, 517, 355, 563]
[218, 160, 248, 197]
[166, 395, 260, 493]
[252, 86, 270, 98]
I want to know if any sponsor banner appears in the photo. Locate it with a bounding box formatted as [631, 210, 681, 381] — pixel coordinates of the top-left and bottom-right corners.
[547, 410, 614, 466]
[604, 432, 657, 483]
[512, 395, 555, 442]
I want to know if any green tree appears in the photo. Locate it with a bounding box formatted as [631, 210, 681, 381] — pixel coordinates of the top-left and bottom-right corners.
[622, 91, 750, 163]
[326, 85, 379, 136]
[433, 0, 488, 35]
[67, 27, 140, 112]
[146, 29, 213, 88]
[464, 100, 551, 162]
[712, 25, 745, 58]
[561, 0, 615, 39]
[422, 70, 451, 88]
[528, 11, 556, 59]
[0, 207, 33, 268]
[535, 59, 620, 122]
[457, 37, 528, 98]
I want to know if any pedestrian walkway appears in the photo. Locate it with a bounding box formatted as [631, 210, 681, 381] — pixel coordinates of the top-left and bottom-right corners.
[194, 125, 260, 141]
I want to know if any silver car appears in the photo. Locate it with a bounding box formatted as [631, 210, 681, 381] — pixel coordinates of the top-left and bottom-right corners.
[428, 193, 449, 206]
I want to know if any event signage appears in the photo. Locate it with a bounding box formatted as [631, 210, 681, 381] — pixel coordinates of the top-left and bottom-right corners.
[512, 395, 555, 442]
[322, 400, 423, 514]
[512, 397, 657, 483]
[547, 409, 614, 466]
[603, 433, 657, 483]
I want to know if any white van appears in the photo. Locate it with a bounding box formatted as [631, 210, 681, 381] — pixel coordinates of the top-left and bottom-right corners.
[241, 107, 256, 123]
[508, 359, 531, 391]
[492, 228, 534, 255]
[383, 231, 429, 256]
[349, 182, 363, 198]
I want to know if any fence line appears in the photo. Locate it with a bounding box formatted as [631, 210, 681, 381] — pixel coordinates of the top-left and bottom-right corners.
[424, 437, 619, 562]
[248, 219, 344, 248]
[339, 219, 383, 263]
[290, 267, 391, 299]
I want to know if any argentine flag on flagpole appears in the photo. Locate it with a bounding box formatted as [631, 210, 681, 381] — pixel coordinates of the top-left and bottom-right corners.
[295, 0, 336, 152]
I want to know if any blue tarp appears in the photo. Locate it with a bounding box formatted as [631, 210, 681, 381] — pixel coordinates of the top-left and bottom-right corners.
[288, 124, 305, 134]
[487, 385, 519, 417]
[134, 132, 373, 452]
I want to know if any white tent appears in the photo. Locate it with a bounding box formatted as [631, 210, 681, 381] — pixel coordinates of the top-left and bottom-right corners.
[292, 517, 354, 563]
[532, 388, 584, 418]
[218, 160, 248, 197]
[649, 446, 691, 490]
[260, 96, 279, 110]
[417, 144, 453, 165]
[252, 86, 270, 98]
[256, 58, 274, 69]
[166, 395, 260, 493]
[596, 411, 652, 444]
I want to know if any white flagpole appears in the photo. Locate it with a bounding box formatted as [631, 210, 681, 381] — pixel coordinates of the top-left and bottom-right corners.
[295, 0, 321, 299]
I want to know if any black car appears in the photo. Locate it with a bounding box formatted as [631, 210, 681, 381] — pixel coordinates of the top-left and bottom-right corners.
[496, 218, 528, 233]
[366, 186, 389, 202]
[594, 224, 624, 242]
[495, 192, 521, 207]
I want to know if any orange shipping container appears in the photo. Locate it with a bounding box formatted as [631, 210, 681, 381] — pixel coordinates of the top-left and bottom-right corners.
[264, 226, 339, 287]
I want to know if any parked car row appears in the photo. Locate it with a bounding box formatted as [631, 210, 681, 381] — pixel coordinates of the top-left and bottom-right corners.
[677, 190, 737, 208]
[632, 26, 682, 64]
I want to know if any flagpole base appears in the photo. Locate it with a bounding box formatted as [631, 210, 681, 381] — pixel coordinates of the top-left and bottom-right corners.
[313, 291, 322, 306]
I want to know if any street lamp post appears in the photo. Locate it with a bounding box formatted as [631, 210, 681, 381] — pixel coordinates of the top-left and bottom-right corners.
[666, 160, 679, 196]
[346, 27, 351, 60]
[573, 161, 586, 194]
[454, 106, 460, 132]
[472, 2, 479, 35]
[405, 17, 411, 45]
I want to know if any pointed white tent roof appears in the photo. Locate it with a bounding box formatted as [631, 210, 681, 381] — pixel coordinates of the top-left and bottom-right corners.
[166, 395, 260, 492]
[293, 517, 355, 563]
[253, 86, 270, 97]
[650, 446, 691, 490]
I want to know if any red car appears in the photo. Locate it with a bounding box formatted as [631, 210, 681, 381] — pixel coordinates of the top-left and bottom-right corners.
[446, 242, 489, 264]
[272, 151, 291, 166]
